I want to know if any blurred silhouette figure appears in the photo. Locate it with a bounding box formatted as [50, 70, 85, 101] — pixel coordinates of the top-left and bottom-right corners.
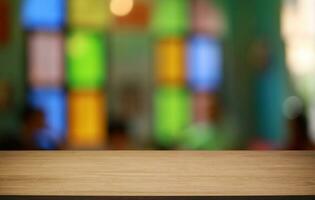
[288, 112, 314, 150]
[0, 132, 21, 150]
[21, 107, 44, 150]
[180, 93, 236, 150]
[108, 119, 129, 150]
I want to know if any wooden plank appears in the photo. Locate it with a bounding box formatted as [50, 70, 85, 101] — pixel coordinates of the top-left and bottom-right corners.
[1, 197, 315, 200]
[0, 151, 314, 196]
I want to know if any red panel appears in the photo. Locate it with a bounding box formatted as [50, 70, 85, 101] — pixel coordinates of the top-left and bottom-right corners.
[0, 0, 10, 46]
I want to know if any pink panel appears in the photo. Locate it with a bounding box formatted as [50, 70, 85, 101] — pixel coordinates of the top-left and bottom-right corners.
[191, 0, 224, 37]
[28, 32, 64, 87]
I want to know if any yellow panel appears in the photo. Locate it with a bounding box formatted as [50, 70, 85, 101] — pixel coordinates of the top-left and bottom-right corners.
[156, 38, 186, 86]
[68, 0, 110, 29]
[68, 91, 106, 149]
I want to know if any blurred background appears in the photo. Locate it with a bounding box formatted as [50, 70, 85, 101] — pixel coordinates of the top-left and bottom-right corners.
[0, 0, 314, 150]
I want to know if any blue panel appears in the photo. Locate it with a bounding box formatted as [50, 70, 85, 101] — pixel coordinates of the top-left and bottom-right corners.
[29, 88, 66, 149]
[22, 0, 65, 31]
[187, 36, 222, 92]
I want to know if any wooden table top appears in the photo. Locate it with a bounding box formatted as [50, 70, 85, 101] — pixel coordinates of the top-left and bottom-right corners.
[0, 151, 314, 196]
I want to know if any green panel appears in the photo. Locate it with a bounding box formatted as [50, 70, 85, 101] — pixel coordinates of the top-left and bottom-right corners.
[0, 0, 24, 135]
[154, 87, 191, 148]
[67, 30, 106, 89]
[151, 0, 189, 37]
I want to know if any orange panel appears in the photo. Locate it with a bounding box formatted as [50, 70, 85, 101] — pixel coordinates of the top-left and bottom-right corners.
[68, 91, 106, 149]
[115, 1, 150, 28]
[155, 38, 186, 86]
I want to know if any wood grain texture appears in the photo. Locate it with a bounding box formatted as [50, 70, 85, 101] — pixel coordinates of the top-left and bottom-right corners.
[0, 151, 314, 196]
